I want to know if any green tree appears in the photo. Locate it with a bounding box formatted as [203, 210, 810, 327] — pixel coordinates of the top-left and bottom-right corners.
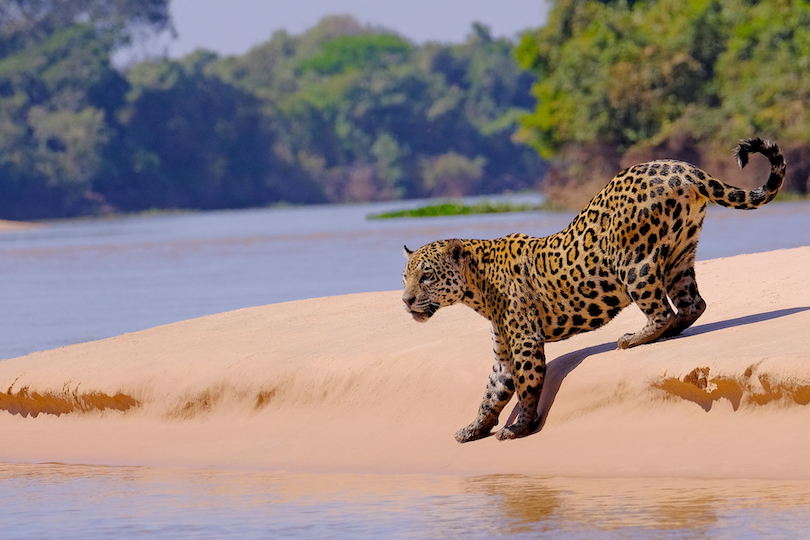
[0, 0, 170, 218]
[714, 0, 810, 191]
[515, 0, 810, 204]
[0, 0, 172, 49]
[421, 152, 486, 197]
[0, 12, 546, 218]
[516, 0, 732, 157]
[298, 33, 412, 75]
[104, 52, 323, 210]
[0, 24, 125, 217]
[217, 17, 544, 202]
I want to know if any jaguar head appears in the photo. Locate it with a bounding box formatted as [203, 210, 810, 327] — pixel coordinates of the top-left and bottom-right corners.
[401, 239, 467, 322]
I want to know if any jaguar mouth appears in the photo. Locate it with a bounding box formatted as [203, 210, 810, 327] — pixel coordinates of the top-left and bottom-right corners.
[410, 302, 439, 322]
[411, 311, 430, 322]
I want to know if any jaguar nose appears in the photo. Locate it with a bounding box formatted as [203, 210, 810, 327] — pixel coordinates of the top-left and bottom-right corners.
[402, 295, 415, 308]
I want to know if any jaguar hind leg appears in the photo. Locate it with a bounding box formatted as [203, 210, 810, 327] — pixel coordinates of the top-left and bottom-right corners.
[618, 261, 676, 349]
[662, 266, 706, 338]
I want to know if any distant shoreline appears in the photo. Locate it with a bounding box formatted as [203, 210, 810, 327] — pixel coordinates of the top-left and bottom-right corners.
[0, 219, 43, 232]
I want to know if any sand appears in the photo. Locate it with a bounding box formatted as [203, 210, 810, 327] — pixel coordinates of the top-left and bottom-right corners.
[1, 247, 809, 479]
[0, 219, 42, 232]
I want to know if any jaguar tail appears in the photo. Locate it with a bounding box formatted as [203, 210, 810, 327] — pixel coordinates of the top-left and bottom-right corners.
[695, 137, 785, 210]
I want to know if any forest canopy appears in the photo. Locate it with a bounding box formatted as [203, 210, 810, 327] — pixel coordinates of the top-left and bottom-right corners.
[3, 0, 810, 220]
[0, 7, 543, 219]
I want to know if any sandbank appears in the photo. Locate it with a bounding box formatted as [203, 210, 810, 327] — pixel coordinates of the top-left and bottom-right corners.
[0, 219, 42, 232]
[0, 247, 808, 479]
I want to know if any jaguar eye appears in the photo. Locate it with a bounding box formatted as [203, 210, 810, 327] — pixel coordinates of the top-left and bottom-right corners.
[420, 272, 433, 283]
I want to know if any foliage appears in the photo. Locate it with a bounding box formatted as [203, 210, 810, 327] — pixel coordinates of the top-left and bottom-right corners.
[517, 0, 810, 202]
[0, 0, 172, 53]
[715, 0, 810, 142]
[368, 200, 537, 219]
[0, 12, 544, 218]
[99, 51, 322, 211]
[0, 23, 126, 217]
[297, 33, 412, 75]
[212, 17, 545, 205]
[7, 2, 810, 219]
[368, 195, 570, 219]
[516, 0, 732, 156]
[0, 0, 169, 218]
[420, 152, 486, 197]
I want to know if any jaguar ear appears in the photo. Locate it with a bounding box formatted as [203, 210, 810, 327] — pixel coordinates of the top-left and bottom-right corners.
[403, 245, 414, 258]
[445, 239, 464, 263]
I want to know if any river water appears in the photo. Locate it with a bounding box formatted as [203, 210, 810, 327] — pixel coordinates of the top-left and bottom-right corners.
[2, 196, 810, 538]
[3, 464, 810, 539]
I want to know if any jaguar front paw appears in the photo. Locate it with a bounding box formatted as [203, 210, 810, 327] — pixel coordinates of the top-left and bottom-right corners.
[494, 421, 534, 440]
[454, 423, 492, 443]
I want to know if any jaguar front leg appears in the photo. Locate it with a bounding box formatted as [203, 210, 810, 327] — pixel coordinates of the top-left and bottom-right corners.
[494, 335, 546, 441]
[455, 324, 515, 443]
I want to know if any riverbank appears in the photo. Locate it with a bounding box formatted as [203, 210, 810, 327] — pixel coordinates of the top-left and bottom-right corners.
[0, 247, 808, 478]
[0, 219, 42, 231]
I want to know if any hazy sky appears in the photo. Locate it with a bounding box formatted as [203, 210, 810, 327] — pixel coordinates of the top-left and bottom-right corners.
[158, 0, 550, 58]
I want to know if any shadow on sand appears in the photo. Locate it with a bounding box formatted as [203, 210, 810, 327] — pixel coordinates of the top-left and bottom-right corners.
[505, 306, 810, 436]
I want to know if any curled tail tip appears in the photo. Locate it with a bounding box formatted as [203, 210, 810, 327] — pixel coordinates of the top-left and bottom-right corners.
[735, 137, 780, 169]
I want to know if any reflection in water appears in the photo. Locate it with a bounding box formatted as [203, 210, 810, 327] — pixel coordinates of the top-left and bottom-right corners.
[464, 474, 810, 538]
[466, 475, 561, 534]
[3, 463, 810, 539]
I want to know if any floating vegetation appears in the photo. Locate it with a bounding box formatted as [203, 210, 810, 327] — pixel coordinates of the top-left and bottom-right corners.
[368, 199, 567, 219]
